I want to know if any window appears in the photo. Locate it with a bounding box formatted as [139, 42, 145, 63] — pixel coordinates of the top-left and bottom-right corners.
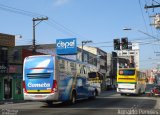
[119, 69, 135, 75]
[13, 50, 19, 60]
[59, 60, 65, 69]
[77, 78, 83, 87]
[0, 48, 8, 63]
[88, 72, 97, 78]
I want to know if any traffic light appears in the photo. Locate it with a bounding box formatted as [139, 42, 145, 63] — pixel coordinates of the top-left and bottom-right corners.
[113, 39, 120, 50]
[121, 37, 128, 50]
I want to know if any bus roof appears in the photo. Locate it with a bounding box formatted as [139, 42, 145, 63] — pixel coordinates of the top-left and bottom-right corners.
[25, 54, 97, 69]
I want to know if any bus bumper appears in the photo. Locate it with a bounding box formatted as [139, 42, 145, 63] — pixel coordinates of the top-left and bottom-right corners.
[23, 92, 59, 101]
[117, 88, 137, 94]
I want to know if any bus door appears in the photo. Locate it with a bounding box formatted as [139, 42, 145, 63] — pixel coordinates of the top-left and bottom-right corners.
[82, 77, 89, 97]
[76, 77, 88, 98]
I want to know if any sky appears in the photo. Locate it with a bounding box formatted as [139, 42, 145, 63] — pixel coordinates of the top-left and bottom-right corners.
[0, 0, 160, 70]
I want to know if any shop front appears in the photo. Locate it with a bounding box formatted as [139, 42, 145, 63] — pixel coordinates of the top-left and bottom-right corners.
[8, 65, 23, 100]
[0, 64, 8, 100]
[0, 64, 23, 101]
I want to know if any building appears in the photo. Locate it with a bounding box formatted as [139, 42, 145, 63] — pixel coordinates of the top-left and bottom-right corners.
[78, 46, 107, 90]
[117, 42, 139, 69]
[0, 33, 48, 101]
[78, 46, 107, 76]
[0, 33, 24, 101]
[106, 52, 130, 89]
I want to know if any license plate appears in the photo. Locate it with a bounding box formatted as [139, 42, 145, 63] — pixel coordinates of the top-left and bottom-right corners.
[34, 95, 43, 98]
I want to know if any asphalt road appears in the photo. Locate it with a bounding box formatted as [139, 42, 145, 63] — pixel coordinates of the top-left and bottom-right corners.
[0, 90, 160, 115]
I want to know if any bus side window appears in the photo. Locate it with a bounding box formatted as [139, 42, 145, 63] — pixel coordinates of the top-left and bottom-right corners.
[77, 78, 83, 87]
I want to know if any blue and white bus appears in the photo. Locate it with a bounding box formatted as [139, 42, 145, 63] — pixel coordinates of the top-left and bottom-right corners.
[23, 55, 102, 105]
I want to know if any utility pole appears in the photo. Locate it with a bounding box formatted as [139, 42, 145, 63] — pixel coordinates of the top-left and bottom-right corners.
[32, 17, 48, 54]
[144, 0, 160, 9]
[145, 4, 160, 9]
[144, 1, 160, 29]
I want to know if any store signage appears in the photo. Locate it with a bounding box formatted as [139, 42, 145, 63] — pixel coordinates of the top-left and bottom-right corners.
[0, 65, 7, 73]
[56, 38, 77, 55]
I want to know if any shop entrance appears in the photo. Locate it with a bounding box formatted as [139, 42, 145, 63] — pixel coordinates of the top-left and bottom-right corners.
[4, 78, 12, 99]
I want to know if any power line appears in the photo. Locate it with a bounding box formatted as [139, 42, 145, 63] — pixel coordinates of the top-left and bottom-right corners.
[0, 3, 85, 42]
[144, 0, 160, 54]
[48, 19, 85, 39]
[0, 3, 44, 17]
[153, 0, 160, 5]
[45, 21, 77, 37]
[139, 0, 149, 33]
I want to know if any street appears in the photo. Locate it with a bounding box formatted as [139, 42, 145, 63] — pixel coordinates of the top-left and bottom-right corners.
[0, 90, 160, 115]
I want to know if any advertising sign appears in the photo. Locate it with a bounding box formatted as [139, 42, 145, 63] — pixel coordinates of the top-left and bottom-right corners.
[56, 38, 77, 55]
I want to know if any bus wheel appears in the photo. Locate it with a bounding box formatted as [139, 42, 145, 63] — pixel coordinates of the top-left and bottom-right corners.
[93, 90, 97, 99]
[46, 101, 53, 106]
[89, 90, 97, 99]
[70, 92, 76, 104]
[137, 89, 141, 96]
[120, 93, 125, 96]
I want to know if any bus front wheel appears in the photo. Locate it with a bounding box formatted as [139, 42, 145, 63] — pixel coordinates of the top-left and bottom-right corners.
[70, 91, 76, 104]
[46, 101, 53, 106]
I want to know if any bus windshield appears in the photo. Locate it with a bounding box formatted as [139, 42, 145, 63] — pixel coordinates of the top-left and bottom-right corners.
[88, 72, 97, 78]
[25, 56, 54, 69]
[119, 69, 135, 75]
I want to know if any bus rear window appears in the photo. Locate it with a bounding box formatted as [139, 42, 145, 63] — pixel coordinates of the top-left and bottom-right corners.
[25, 56, 54, 69]
[88, 72, 97, 78]
[119, 70, 135, 75]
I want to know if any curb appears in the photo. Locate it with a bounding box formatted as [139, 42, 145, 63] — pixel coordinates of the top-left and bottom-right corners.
[0, 100, 27, 105]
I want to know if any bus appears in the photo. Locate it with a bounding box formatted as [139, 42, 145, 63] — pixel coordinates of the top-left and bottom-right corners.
[117, 68, 146, 95]
[23, 55, 102, 105]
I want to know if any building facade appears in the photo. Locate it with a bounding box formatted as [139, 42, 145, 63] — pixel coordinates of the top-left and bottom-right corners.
[117, 42, 139, 69]
[0, 33, 24, 101]
[0, 33, 47, 101]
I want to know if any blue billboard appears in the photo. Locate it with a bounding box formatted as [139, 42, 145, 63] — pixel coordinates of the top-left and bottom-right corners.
[56, 38, 77, 55]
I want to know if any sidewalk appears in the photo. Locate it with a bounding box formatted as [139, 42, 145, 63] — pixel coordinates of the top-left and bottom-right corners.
[0, 99, 27, 105]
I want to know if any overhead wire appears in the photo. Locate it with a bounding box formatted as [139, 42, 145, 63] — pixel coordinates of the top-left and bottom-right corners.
[0, 3, 85, 44]
[153, 0, 160, 5]
[139, 0, 149, 33]
[1, 2, 160, 51]
[0, 3, 116, 47]
[143, 0, 160, 55]
[0, 3, 44, 17]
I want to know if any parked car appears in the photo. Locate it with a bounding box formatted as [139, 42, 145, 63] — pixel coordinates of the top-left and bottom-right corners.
[151, 85, 160, 96]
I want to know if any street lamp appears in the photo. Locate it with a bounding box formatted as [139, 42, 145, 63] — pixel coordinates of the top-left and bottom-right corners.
[81, 40, 92, 62]
[15, 34, 22, 46]
[15, 34, 22, 39]
[123, 27, 160, 40]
